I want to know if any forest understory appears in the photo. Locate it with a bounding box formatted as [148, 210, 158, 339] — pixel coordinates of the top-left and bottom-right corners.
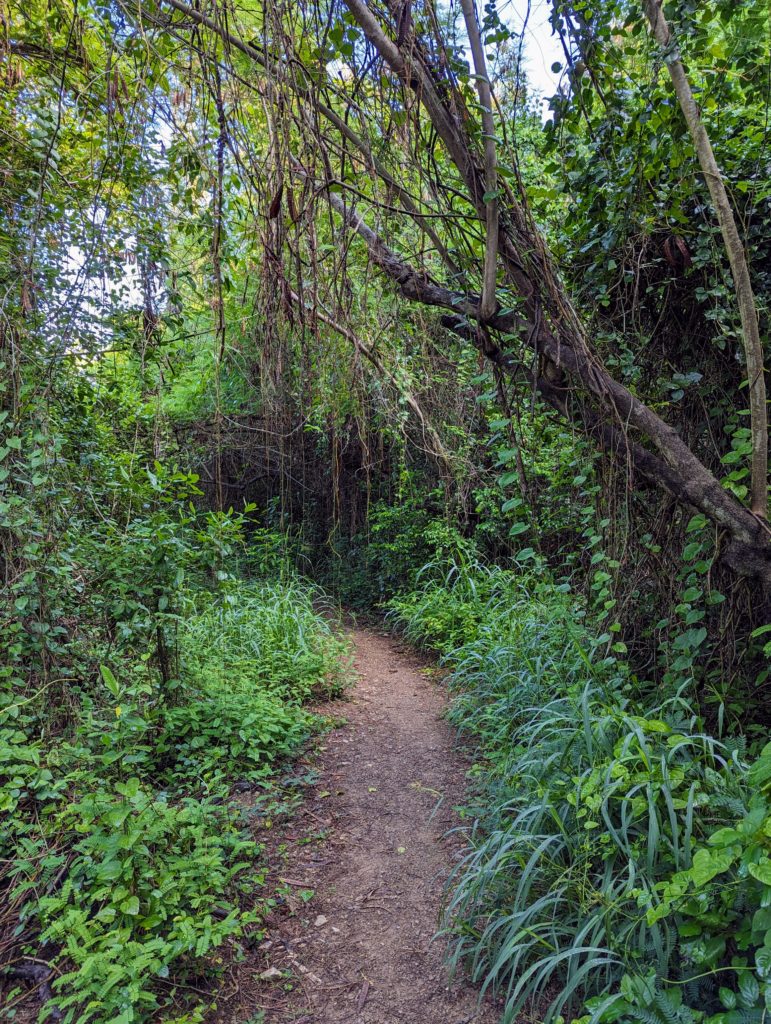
[2, 0, 771, 1022]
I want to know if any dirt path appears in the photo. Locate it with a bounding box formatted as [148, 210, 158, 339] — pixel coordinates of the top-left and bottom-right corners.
[226, 628, 499, 1024]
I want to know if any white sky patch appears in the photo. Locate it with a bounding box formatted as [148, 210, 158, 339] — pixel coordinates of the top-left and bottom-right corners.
[497, 0, 565, 116]
[64, 240, 143, 309]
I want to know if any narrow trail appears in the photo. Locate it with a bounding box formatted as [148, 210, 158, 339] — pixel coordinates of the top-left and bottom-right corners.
[226, 628, 499, 1023]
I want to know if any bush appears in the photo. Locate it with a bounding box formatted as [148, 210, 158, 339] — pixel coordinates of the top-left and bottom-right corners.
[325, 494, 477, 609]
[1, 725, 255, 1024]
[388, 562, 493, 655]
[25, 783, 252, 1024]
[156, 689, 310, 787]
[1, 577, 349, 1023]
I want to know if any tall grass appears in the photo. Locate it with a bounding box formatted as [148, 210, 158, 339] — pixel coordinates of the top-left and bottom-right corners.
[154, 578, 351, 787]
[389, 562, 747, 1022]
[180, 578, 350, 702]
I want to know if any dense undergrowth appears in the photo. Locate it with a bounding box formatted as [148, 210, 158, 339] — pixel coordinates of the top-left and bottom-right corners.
[390, 561, 771, 1024]
[2, 575, 347, 1024]
[3, 1, 770, 1022]
[1, 429, 349, 1024]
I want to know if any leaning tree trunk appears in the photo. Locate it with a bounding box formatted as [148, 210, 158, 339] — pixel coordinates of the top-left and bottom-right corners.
[155, 0, 771, 587]
[642, 0, 768, 521]
[340, 0, 771, 585]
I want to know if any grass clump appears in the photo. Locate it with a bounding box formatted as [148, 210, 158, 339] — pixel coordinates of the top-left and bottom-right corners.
[390, 560, 757, 1023]
[180, 579, 350, 703]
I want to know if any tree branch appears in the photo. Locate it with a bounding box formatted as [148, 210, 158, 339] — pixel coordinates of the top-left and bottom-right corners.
[459, 0, 499, 320]
[319, 179, 771, 582]
[342, 0, 770, 582]
[642, 0, 768, 520]
[153, 0, 771, 584]
[157, 0, 459, 274]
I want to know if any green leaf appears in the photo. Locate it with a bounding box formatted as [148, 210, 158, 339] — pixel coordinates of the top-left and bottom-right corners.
[498, 471, 520, 487]
[707, 827, 741, 848]
[501, 496, 523, 513]
[748, 744, 771, 789]
[756, 947, 771, 981]
[689, 846, 735, 886]
[97, 860, 122, 881]
[749, 858, 771, 886]
[120, 895, 140, 916]
[738, 972, 760, 1008]
[719, 987, 737, 1009]
[100, 665, 120, 698]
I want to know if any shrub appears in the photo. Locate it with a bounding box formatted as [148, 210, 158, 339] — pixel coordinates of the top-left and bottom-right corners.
[326, 494, 477, 609]
[1, 576, 349, 1023]
[156, 689, 311, 786]
[24, 782, 253, 1024]
[388, 561, 506, 656]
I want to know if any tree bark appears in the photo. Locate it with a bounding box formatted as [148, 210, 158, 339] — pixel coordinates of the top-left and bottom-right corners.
[459, 0, 499, 320]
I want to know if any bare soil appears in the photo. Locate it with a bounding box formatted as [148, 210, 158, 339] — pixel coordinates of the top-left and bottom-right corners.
[221, 628, 500, 1024]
